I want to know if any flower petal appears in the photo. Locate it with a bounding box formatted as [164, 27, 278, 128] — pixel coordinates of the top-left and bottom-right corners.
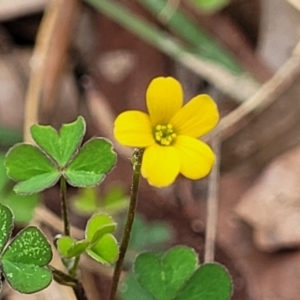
[141, 144, 180, 187]
[175, 135, 215, 179]
[146, 77, 183, 125]
[114, 111, 154, 147]
[171, 94, 219, 138]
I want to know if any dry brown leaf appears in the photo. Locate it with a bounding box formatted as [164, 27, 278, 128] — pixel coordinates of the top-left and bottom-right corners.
[236, 144, 300, 252]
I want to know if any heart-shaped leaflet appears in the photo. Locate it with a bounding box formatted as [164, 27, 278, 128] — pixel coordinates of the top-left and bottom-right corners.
[135, 246, 198, 300]
[1, 226, 53, 293]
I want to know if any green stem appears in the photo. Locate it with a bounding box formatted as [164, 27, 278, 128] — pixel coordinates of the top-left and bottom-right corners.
[51, 266, 88, 300]
[108, 148, 144, 300]
[69, 256, 80, 278]
[60, 176, 70, 236]
[59, 177, 87, 299]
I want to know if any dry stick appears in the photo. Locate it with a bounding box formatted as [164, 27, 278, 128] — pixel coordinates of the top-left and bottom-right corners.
[23, 0, 80, 143]
[23, 0, 59, 143]
[40, 0, 80, 122]
[204, 136, 221, 263]
[212, 40, 300, 141]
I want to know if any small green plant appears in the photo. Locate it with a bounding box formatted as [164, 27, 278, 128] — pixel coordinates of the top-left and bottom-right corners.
[1, 77, 233, 299]
[0, 203, 52, 294]
[133, 246, 232, 300]
[120, 247, 232, 300]
[3, 116, 118, 297]
[57, 213, 118, 265]
[5, 116, 116, 195]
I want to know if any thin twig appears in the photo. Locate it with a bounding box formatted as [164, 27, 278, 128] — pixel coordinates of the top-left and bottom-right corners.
[23, 0, 60, 142]
[204, 136, 221, 263]
[23, 0, 80, 143]
[212, 39, 300, 141]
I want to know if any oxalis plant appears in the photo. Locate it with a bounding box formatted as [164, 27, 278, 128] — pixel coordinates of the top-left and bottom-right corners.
[1, 76, 232, 300]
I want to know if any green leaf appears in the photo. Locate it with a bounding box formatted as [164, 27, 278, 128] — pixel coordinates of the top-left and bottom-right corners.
[64, 138, 117, 187]
[5, 144, 57, 181]
[2, 226, 52, 265]
[1, 226, 53, 293]
[120, 273, 155, 300]
[134, 246, 198, 300]
[57, 236, 89, 258]
[0, 154, 9, 191]
[86, 213, 117, 243]
[57, 236, 75, 257]
[87, 233, 119, 264]
[2, 260, 52, 294]
[13, 172, 60, 195]
[0, 203, 13, 254]
[174, 263, 232, 300]
[189, 0, 230, 13]
[5, 144, 60, 194]
[67, 240, 90, 258]
[30, 116, 86, 167]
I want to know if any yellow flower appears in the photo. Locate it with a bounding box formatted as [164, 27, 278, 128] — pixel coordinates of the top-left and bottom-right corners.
[114, 77, 219, 187]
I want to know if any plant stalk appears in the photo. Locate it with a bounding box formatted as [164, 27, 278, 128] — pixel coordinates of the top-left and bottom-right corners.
[60, 176, 70, 236]
[204, 136, 220, 263]
[108, 148, 144, 300]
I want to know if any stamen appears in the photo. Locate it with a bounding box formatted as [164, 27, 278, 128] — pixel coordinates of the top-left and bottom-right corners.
[153, 123, 177, 146]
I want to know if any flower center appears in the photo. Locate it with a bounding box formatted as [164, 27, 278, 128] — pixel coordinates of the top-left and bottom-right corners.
[153, 124, 177, 146]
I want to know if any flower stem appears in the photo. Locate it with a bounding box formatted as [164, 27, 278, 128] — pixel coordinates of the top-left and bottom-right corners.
[108, 148, 144, 300]
[204, 136, 220, 263]
[69, 256, 80, 278]
[60, 176, 70, 236]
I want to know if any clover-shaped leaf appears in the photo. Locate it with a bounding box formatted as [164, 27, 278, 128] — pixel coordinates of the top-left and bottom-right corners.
[134, 246, 232, 300]
[57, 213, 119, 265]
[86, 213, 117, 243]
[57, 236, 89, 258]
[174, 263, 232, 300]
[0, 203, 13, 254]
[86, 233, 119, 265]
[64, 138, 117, 187]
[30, 116, 85, 167]
[5, 144, 59, 194]
[0, 203, 53, 294]
[5, 117, 117, 195]
[135, 246, 198, 300]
